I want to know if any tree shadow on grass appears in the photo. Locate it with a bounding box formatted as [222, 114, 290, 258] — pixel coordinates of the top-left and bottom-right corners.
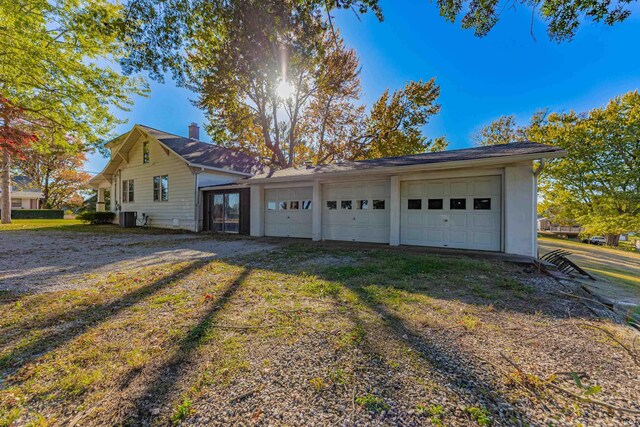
[0, 260, 211, 382]
[111, 267, 252, 426]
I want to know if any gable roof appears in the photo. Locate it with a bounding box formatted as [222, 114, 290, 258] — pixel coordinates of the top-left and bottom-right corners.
[137, 125, 263, 175]
[248, 141, 565, 181]
[89, 124, 264, 186]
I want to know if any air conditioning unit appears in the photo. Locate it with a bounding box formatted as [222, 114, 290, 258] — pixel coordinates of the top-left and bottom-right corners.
[120, 211, 137, 228]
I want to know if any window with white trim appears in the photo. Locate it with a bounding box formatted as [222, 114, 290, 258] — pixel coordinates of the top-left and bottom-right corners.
[122, 180, 134, 203]
[153, 175, 168, 201]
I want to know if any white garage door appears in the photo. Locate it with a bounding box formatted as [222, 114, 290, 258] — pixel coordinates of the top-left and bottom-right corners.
[265, 187, 313, 238]
[322, 180, 390, 243]
[400, 176, 501, 251]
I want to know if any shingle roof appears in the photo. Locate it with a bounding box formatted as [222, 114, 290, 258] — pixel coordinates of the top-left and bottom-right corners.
[248, 141, 564, 180]
[139, 125, 264, 175]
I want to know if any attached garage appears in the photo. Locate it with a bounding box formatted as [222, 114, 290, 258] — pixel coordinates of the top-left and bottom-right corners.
[264, 187, 313, 238]
[247, 142, 566, 257]
[321, 180, 390, 243]
[400, 176, 501, 251]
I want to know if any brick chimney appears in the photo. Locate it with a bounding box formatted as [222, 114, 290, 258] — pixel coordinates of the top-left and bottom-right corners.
[188, 122, 200, 140]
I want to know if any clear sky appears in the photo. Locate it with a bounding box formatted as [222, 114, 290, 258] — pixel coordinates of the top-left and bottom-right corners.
[85, 0, 640, 174]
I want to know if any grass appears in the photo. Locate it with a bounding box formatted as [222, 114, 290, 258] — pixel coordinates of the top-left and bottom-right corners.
[539, 236, 640, 301]
[0, 219, 189, 234]
[1, 234, 637, 425]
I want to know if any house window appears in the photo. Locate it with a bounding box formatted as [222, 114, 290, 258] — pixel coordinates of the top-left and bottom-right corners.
[290, 201, 299, 210]
[279, 201, 288, 210]
[302, 200, 312, 210]
[267, 201, 277, 210]
[373, 200, 385, 210]
[428, 199, 443, 210]
[326, 201, 337, 210]
[357, 200, 369, 210]
[341, 200, 352, 210]
[11, 199, 22, 209]
[450, 198, 466, 210]
[408, 199, 422, 210]
[474, 198, 491, 210]
[143, 141, 150, 164]
[153, 175, 168, 201]
[122, 179, 134, 203]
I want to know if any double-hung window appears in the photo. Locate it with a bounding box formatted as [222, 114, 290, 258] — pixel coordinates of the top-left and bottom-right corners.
[122, 180, 134, 203]
[153, 175, 169, 201]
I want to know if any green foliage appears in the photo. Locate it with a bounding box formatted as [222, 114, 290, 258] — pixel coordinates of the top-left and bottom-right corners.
[532, 91, 640, 241]
[355, 394, 389, 413]
[473, 115, 526, 146]
[0, 209, 63, 219]
[77, 211, 115, 225]
[466, 406, 492, 426]
[171, 398, 193, 425]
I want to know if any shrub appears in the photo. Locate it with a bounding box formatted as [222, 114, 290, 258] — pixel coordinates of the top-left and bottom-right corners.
[0, 209, 64, 219]
[77, 211, 115, 225]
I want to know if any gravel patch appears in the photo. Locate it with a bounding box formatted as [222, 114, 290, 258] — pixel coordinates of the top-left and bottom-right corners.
[0, 230, 275, 293]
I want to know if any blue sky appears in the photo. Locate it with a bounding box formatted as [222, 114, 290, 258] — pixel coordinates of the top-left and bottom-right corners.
[85, 0, 640, 173]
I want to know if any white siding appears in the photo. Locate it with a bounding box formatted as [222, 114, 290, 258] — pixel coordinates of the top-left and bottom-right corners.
[504, 163, 536, 257]
[112, 136, 197, 230]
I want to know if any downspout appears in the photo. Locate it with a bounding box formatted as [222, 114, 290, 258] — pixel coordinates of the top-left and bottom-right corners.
[532, 159, 546, 257]
[193, 168, 204, 232]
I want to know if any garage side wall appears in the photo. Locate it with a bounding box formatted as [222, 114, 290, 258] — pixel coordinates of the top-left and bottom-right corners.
[504, 163, 536, 257]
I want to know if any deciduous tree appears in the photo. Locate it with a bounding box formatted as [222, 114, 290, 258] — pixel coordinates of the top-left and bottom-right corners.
[0, 0, 147, 222]
[13, 137, 91, 209]
[531, 93, 640, 245]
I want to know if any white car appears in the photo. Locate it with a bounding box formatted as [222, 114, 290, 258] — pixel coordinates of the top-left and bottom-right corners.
[584, 236, 607, 245]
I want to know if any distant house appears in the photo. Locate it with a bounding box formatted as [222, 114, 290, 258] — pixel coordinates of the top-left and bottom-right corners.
[537, 217, 582, 236]
[0, 176, 43, 210]
[90, 123, 566, 257]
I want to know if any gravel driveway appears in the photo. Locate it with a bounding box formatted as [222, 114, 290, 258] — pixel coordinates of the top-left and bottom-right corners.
[0, 230, 275, 293]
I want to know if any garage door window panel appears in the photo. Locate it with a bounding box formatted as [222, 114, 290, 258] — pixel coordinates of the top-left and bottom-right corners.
[357, 200, 369, 210]
[474, 198, 491, 210]
[450, 198, 466, 210]
[302, 200, 312, 209]
[428, 199, 443, 210]
[279, 201, 288, 210]
[408, 199, 422, 210]
[267, 201, 277, 210]
[373, 200, 385, 209]
[341, 200, 352, 210]
[290, 201, 299, 210]
[327, 201, 337, 210]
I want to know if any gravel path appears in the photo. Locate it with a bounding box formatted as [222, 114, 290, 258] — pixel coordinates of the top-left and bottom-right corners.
[0, 230, 275, 293]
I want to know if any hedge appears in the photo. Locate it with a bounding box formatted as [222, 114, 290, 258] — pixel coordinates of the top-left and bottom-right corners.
[76, 211, 115, 225]
[0, 209, 64, 219]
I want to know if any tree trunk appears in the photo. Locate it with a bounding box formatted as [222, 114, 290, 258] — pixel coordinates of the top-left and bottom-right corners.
[1, 148, 11, 224]
[605, 234, 620, 246]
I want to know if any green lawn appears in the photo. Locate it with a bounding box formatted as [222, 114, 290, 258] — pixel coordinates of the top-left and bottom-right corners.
[539, 236, 640, 303]
[1, 237, 638, 426]
[0, 219, 187, 234]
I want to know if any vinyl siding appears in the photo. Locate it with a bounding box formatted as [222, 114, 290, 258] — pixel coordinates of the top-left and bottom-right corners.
[110, 135, 197, 230]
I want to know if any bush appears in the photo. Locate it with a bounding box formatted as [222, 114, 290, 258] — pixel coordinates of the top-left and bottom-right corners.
[0, 209, 64, 219]
[77, 211, 115, 225]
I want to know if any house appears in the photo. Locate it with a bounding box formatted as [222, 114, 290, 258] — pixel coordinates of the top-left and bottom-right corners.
[90, 123, 566, 257]
[0, 176, 43, 210]
[537, 217, 582, 237]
